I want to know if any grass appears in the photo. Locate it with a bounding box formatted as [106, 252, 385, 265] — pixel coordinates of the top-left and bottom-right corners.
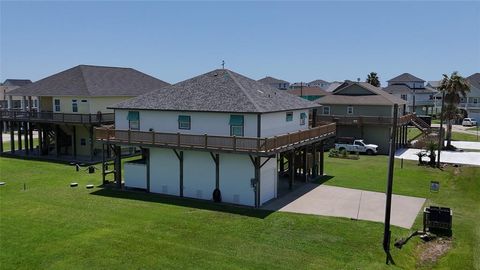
[2, 137, 39, 152]
[407, 128, 423, 141]
[466, 126, 479, 131]
[451, 132, 479, 142]
[1, 156, 479, 269]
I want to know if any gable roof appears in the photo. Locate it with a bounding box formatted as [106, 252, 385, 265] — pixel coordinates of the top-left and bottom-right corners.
[317, 81, 406, 106]
[383, 84, 412, 95]
[257, 76, 289, 85]
[387, 73, 425, 83]
[467, 73, 480, 90]
[2, 79, 32, 87]
[287, 87, 330, 97]
[7, 65, 170, 97]
[308, 79, 329, 85]
[112, 69, 319, 113]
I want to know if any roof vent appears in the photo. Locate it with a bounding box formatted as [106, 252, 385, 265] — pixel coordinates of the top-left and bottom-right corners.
[213, 73, 218, 76]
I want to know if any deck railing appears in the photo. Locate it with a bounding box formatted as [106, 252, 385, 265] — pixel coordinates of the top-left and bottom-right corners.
[95, 123, 336, 154]
[0, 110, 115, 124]
[318, 114, 423, 127]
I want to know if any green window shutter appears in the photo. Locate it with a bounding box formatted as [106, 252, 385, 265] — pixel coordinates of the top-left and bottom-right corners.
[229, 115, 244, 125]
[127, 111, 139, 121]
[286, 112, 293, 122]
[300, 112, 307, 119]
[178, 115, 190, 122]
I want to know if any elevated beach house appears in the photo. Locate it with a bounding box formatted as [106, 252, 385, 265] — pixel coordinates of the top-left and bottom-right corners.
[316, 81, 429, 154]
[96, 69, 335, 207]
[257, 76, 290, 90]
[0, 65, 169, 162]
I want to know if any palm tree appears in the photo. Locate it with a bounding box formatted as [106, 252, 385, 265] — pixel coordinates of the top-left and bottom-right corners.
[439, 72, 470, 149]
[366, 72, 380, 87]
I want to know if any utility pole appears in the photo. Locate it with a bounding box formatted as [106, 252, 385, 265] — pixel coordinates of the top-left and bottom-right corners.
[383, 103, 398, 265]
[221, 60, 225, 69]
[437, 91, 446, 168]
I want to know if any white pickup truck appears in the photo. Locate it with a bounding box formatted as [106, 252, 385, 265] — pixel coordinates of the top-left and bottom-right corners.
[335, 139, 378, 155]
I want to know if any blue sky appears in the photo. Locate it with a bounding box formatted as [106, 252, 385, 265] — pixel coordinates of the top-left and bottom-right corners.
[1, 1, 479, 85]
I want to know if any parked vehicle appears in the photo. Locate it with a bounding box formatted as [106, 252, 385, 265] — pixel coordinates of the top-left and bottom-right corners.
[462, 118, 477, 127]
[335, 137, 378, 155]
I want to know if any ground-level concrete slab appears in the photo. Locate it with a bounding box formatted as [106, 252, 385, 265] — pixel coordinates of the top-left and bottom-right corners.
[262, 184, 425, 229]
[448, 141, 480, 150]
[396, 148, 480, 166]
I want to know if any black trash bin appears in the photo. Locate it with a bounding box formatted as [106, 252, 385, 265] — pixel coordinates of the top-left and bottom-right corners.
[424, 206, 452, 236]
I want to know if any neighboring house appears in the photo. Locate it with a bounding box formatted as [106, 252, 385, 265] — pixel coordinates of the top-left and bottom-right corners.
[287, 86, 330, 101]
[308, 79, 330, 89]
[324, 81, 343, 92]
[257, 76, 290, 90]
[0, 79, 33, 109]
[317, 81, 407, 154]
[0, 65, 169, 162]
[97, 69, 335, 207]
[459, 73, 480, 120]
[383, 73, 438, 115]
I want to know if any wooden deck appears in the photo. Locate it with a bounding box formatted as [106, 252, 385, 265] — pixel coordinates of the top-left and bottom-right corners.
[95, 123, 336, 155]
[317, 113, 423, 127]
[0, 110, 115, 124]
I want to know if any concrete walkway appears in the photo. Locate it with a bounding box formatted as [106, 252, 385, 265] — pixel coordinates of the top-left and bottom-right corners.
[263, 184, 425, 229]
[448, 141, 480, 150]
[396, 148, 480, 166]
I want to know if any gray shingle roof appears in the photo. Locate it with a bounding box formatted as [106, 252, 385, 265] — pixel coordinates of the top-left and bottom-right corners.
[2, 79, 32, 87]
[318, 81, 406, 106]
[387, 73, 425, 83]
[257, 76, 289, 85]
[383, 84, 412, 94]
[467, 73, 480, 90]
[308, 79, 328, 85]
[112, 69, 320, 113]
[7, 65, 170, 97]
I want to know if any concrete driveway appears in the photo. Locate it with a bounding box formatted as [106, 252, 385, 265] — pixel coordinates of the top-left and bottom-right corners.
[396, 148, 480, 166]
[262, 184, 425, 229]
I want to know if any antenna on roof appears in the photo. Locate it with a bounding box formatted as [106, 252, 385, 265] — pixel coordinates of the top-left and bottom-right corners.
[222, 60, 225, 69]
[357, 78, 361, 82]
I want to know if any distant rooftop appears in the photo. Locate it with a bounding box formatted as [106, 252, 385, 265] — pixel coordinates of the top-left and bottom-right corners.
[2, 79, 32, 87]
[257, 76, 289, 85]
[387, 73, 425, 83]
[7, 65, 170, 97]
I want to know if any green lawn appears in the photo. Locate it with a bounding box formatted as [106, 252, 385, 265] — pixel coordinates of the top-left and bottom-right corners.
[466, 126, 479, 131]
[407, 128, 423, 141]
[451, 132, 479, 142]
[2, 137, 39, 152]
[0, 156, 479, 269]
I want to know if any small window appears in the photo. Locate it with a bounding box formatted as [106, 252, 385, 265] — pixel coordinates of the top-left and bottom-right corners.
[323, 106, 330, 115]
[178, 115, 191, 130]
[54, 99, 61, 112]
[72, 100, 78, 112]
[80, 138, 86, 146]
[127, 111, 140, 130]
[229, 115, 244, 136]
[286, 112, 293, 122]
[81, 100, 87, 103]
[401, 94, 408, 101]
[300, 112, 307, 125]
[347, 106, 354, 115]
[33, 99, 38, 108]
[474, 98, 478, 104]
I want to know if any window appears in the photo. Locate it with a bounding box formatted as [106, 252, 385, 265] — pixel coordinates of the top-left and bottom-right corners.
[72, 100, 78, 112]
[300, 112, 307, 125]
[323, 106, 330, 115]
[347, 106, 354, 115]
[80, 138, 86, 146]
[33, 99, 38, 108]
[178, 115, 191, 130]
[81, 100, 87, 103]
[474, 98, 478, 104]
[54, 99, 60, 112]
[286, 112, 293, 122]
[127, 111, 140, 130]
[401, 94, 408, 101]
[229, 115, 244, 136]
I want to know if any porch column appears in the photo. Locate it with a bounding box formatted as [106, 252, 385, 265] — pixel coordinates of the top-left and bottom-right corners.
[89, 126, 94, 161]
[55, 125, 60, 157]
[10, 122, 15, 153]
[289, 150, 295, 190]
[0, 121, 3, 153]
[312, 108, 317, 127]
[29, 123, 34, 152]
[312, 143, 317, 178]
[319, 141, 325, 176]
[302, 147, 308, 182]
[279, 153, 284, 173]
[28, 96, 33, 111]
[21, 96, 27, 111]
[24, 122, 29, 155]
[72, 125, 77, 159]
[404, 125, 408, 146]
[7, 95, 13, 110]
[17, 122, 22, 151]
[38, 125, 43, 155]
[179, 151, 184, 197]
[254, 156, 261, 208]
[114, 145, 122, 189]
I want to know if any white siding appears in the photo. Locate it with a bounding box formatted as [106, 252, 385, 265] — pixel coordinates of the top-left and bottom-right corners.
[260, 157, 277, 204]
[124, 162, 147, 189]
[149, 148, 180, 196]
[219, 153, 255, 206]
[183, 151, 216, 200]
[261, 110, 309, 137]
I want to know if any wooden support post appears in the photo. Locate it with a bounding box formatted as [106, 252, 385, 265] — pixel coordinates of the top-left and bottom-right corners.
[215, 153, 219, 189]
[289, 150, 295, 190]
[10, 122, 15, 153]
[29, 123, 33, 152]
[38, 125, 43, 155]
[24, 122, 29, 155]
[174, 149, 184, 197]
[102, 143, 106, 185]
[279, 153, 284, 172]
[17, 122, 22, 151]
[404, 125, 408, 146]
[0, 121, 3, 153]
[89, 126, 94, 161]
[254, 156, 261, 208]
[303, 147, 308, 182]
[114, 145, 122, 189]
[312, 108, 317, 127]
[145, 148, 150, 192]
[319, 141, 325, 176]
[312, 143, 317, 178]
[73, 125, 77, 159]
[55, 125, 60, 157]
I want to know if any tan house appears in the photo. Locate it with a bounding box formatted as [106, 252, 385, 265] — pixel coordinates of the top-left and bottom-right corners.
[0, 65, 169, 162]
